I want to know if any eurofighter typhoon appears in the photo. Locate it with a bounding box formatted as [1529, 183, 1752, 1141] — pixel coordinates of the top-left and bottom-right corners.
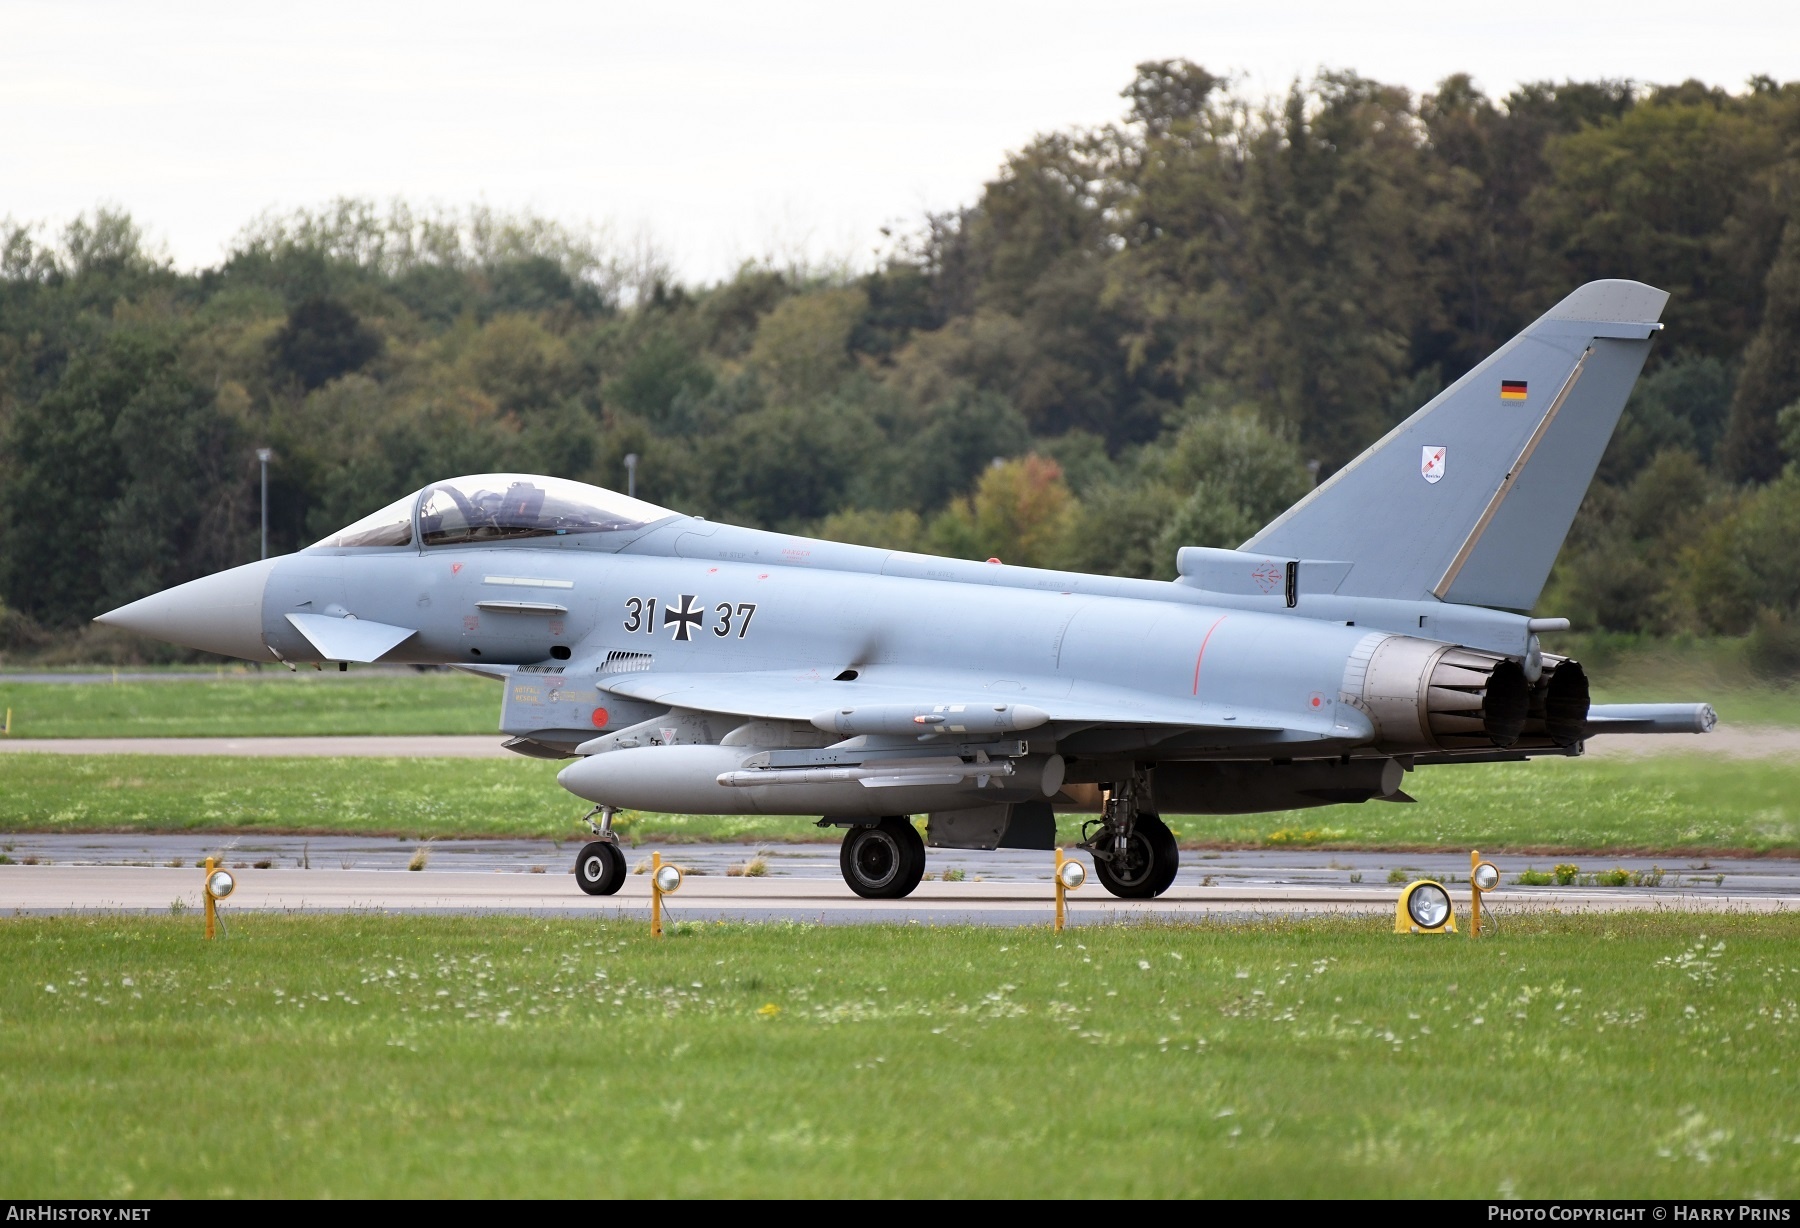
[98, 280, 1714, 899]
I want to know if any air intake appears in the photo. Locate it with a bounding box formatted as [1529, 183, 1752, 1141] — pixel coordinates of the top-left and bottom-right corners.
[599, 650, 654, 674]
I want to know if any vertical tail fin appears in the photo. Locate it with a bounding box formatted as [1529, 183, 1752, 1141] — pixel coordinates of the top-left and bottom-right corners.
[1242, 280, 1668, 611]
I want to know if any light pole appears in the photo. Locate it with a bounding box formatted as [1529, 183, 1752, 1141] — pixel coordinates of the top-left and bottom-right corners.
[256, 448, 273, 560]
[623, 452, 638, 499]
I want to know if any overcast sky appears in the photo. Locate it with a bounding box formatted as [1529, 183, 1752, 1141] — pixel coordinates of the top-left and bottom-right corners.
[4, 0, 1796, 284]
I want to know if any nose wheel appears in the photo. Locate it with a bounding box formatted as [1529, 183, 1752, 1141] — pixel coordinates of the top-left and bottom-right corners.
[1088, 812, 1179, 897]
[575, 840, 627, 895]
[838, 817, 926, 899]
[1083, 773, 1180, 899]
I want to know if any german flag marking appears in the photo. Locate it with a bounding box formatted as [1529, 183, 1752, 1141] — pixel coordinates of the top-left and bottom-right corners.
[1500, 380, 1528, 400]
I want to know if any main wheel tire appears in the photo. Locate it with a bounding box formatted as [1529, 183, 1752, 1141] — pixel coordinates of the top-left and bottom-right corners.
[1093, 812, 1180, 899]
[575, 840, 626, 896]
[838, 817, 927, 899]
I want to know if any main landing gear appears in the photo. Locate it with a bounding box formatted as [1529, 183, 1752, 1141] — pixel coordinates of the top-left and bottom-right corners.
[838, 817, 927, 899]
[1082, 774, 1180, 899]
[575, 805, 627, 896]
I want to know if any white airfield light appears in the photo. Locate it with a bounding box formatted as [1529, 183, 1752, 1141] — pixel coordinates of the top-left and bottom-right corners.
[1469, 851, 1502, 937]
[1053, 848, 1086, 933]
[1057, 859, 1087, 891]
[1395, 879, 1457, 935]
[201, 857, 236, 940]
[1407, 882, 1451, 929]
[649, 852, 683, 938]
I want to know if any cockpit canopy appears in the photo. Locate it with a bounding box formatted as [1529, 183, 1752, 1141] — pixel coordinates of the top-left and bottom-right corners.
[310, 474, 672, 550]
[314, 493, 418, 549]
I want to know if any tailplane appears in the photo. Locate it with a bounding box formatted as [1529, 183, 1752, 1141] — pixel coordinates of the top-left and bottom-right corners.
[1242, 280, 1668, 611]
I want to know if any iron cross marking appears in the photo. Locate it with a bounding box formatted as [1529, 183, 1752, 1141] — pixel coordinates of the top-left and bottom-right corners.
[664, 594, 704, 641]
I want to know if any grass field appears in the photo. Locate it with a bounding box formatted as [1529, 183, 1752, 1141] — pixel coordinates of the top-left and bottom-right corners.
[1, 912, 1795, 1197]
[0, 751, 1795, 855]
[0, 671, 499, 738]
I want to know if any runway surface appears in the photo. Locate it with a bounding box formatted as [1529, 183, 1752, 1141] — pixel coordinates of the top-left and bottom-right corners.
[0, 729, 1774, 757]
[4, 838, 1791, 923]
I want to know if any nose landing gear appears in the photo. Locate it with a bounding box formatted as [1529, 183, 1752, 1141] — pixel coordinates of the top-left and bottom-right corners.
[1082, 774, 1180, 898]
[1087, 812, 1179, 897]
[574, 805, 627, 896]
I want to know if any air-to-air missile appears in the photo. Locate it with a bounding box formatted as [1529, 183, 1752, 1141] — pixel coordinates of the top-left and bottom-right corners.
[99, 280, 1713, 899]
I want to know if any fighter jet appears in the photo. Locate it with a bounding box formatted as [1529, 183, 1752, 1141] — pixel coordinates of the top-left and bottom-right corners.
[97, 279, 1713, 900]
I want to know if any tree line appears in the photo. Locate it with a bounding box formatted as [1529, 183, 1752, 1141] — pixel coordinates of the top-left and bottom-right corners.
[4, 62, 1800, 660]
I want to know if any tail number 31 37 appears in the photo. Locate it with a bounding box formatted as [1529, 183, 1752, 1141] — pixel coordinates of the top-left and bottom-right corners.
[624, 597, 757, 640]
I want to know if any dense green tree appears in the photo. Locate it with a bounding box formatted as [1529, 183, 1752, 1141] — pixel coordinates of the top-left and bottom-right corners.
[747, 287, 867, 404]
[1114, 67, 1459, 468]
[692, 397, 878, 529]
[1531, 89, 1788, 362]
[1722, 210, 1800, 481]
[269, 297, 382, 390]
[1679, 472, 1800, 633]
[454, 314, 583, 414]
[926, 455, 1079, 568]
[1, 329, 247, 626]
[1600, 355, 1736, 483]
[605, 329, 716, 429]
[1418, 77, 1634, 369]
[1543, 450, 1720, 632]
[811, 506, 925, 553]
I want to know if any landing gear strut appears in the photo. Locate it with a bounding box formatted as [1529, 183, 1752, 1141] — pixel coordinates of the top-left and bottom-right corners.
[838, 817, 927, 899]
[1082, 774, 1179, 899]
[575, 805, 626, 896]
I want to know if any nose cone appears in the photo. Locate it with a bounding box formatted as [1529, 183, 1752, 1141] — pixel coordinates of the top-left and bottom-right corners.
[94, 558, 278, 661]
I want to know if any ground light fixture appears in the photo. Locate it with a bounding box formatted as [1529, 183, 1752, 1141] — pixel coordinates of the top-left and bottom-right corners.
[202, 856, 236, 940]
[1470, 849, 1501, 937]
[650, 852, 682, 938]
[1394, 879, 1457, 934]
[1053, 848, 1086, 932]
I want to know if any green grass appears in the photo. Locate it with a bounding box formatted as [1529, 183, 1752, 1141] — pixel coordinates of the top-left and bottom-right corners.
[0, 672, 499, 738]
[1, 751, 1796, 855]
[0, 755, 574, 839]
[1, 912, 1796, 1197]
